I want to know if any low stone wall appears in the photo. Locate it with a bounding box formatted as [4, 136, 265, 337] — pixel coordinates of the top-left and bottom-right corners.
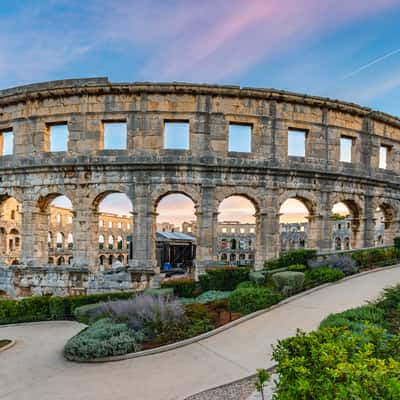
[0, 266, 154, 298]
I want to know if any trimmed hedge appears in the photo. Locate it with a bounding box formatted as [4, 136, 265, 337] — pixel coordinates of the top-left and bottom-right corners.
[305, 267, 344, 285]
[0, 291, 136, 324]
[160, 278, 196, 298]
[272, 271, 305, 296]
[228, 287, 282, 315]
[287, 264, 307, 272]
[264, 249, 317, 270]
[199, 267, 250, 291]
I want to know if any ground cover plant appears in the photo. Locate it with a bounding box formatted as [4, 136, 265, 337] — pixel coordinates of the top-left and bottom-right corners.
[271, 283, 400, 399]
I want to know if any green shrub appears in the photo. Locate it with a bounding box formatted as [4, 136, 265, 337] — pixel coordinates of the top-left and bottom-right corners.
[0, 291, 136, 324]
[160, 278, 196, 298]
[305, 267, 344, 285]
[249, 271, 265, 285]
[394, 237, 400, 249]
[195, 290, 232, 304]
[236, 281, 256, 289]
[184, 303, 214, 337]
[320, 304, 385, 332]
[272, 271, 305, 296]
[272, 327, 400, 399]
[351, 247, 400, 268]
[200, 267, 250, 291]
[143, 288, 174, 298]
[73, 303, 105, 324]
[265, 249, 317, 270]
[64, 318, 142, 360]
[287, 264, 307, 272]
[228, 287, 281, 315]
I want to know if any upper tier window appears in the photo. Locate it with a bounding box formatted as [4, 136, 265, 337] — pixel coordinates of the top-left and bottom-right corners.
[288, 129, 306, 157]
[379, 145, 389, 169]
[1, 129, 13, 156]
[104, 122, 127, 150]
[49, 124, 69, 152]
[229, 124, 251, 152]
[340, 137, 353, 162]
[164, 121, 189, 150]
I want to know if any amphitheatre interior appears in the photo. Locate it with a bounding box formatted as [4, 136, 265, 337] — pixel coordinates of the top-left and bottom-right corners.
[0, 77, 398, 296]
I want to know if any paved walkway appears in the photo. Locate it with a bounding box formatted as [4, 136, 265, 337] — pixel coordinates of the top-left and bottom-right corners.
[1, 267, 400, 400]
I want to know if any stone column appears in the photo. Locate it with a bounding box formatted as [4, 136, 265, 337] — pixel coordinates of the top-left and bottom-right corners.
[307, 209, 331, 252]
[255, 208, 279, 269]
[20, 198, 48, 266]
[72, 204, 99, 271]
[195, 185, 218, 276]
[362, 196, 375, 248]
[129, 187, 156, 271]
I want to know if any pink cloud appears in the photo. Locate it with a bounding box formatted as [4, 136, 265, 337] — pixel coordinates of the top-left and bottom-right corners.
[97, 0, 399, 81]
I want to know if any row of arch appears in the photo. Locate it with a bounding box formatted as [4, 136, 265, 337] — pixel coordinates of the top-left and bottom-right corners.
[0, 185, 397, 270]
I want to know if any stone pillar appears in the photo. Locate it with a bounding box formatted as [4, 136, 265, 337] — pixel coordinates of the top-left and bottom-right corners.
[255, 208, 279, 269]
[362, 196, 375, 248]
[129, 187, 156, 271]
[72, 204, 99, 271]
[307, 209, 331, 252]
[20, 198, 48, 266]
[195, 185, 218, 276]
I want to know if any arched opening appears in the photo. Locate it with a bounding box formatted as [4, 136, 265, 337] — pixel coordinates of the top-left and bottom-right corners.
[0, 196, 22, 265]
[67, 233, 73, 249]
[57, 256, 65, 265]
[96, 192, 133, 267]
[218, 195, 256, 267]
[155, 193, 197, 273]
[279, 198, 310, 252]
[48, 257, 54, 265]
[335, 237, 342, 251]
[68, 256, 73, 265]
[331, 201, 360, 249]
[375, 204, 396, 246]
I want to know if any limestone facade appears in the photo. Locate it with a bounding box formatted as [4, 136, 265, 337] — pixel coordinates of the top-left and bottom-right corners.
[0, 77, 399, 283]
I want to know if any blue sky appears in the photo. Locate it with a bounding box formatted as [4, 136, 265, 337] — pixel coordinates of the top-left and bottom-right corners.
[1, 1, 400, 115]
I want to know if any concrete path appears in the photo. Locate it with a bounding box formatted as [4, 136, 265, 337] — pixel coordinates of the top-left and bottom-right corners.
[1, 267, 400, 400]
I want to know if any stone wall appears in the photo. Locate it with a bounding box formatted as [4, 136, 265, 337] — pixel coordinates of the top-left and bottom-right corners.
[0, 78, 399, 284]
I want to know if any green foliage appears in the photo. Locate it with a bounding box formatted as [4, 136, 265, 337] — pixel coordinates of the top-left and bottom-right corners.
[305, 267, 344, 285]
[160, 278, 196, 298]
[184, 303, 214, 337]
[195, 290, 232, 304]
[264, 249, 317, 270]
[228, 287, 281, 315]
[287, 264, 307, 272]
[320, 304, 385, 332]
[64, 318, 142, 360]
[272, 271, 305, 296]
[255, 368, 270, 400]
[272, 327, 400, 399]
[351, 246, 400, 268]
[143, 288, 174, 298]
[73, 303, 104, 324]
[394, 237, 400, 249]
[0, 291, 135, 324]
[236, 281, 256, 289]
[199, 267, 250, 291]
[249, 271, 266, 285]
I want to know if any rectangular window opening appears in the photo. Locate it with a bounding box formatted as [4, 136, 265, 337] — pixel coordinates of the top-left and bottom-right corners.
[49, 124, 69, 152]
[288, 129, 306, 157]
[229, 123, 251, 153]
[164, 121, 190, 150]
[104, 122, 127, 150]
[340, 137, 353, 162]
[1, 129, 13, 156]
[379, 145, 389, 169]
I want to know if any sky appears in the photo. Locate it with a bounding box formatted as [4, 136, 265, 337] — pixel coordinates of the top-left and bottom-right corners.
[6, 1, 400, 222]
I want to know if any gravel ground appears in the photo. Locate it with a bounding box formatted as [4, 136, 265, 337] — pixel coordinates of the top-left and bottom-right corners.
[184, 374, 257, 400]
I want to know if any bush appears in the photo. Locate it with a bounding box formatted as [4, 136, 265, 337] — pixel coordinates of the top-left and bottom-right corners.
[73, 303, 104, 324]
[160, 278, 196, 298]
[287, 264, 307, 272]
[394, 237, 400, 249]
[184, 303, 214, 337]
[264, 249, 317, 270]
[228, 287, 282, 315]
[272, 271, 305, 296]
[143, 288, 174, 298]
[309, 254, 358, 276]
[236, 281, 256, 289]
[320, 304, 385, 332]
[305, 267, 344, 285]
[0, 291, 136, 324]
[92, 294, 187, 341]
[249, 271, 265, 285]
[195, 290, 232, 304]
[199, 267, 250, 291]
[272, 327, 400, 399]
[64, 318, 142, 360]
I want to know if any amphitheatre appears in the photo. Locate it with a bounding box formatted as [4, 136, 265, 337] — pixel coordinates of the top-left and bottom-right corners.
[0, 77, 399, 296]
